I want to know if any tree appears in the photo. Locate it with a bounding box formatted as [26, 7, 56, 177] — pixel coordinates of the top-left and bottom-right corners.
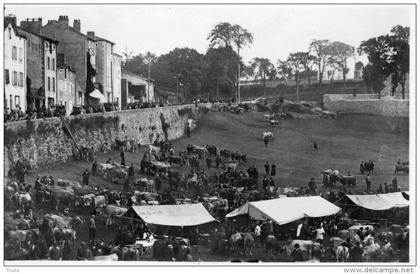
[144, 51, 157, 102]
[359, 25, 409, 99]
[287, 52, 309, 102]
[388, 25, 409, 99]
[277, 60, 293, 85]
[207, 22, 253, 102]
[309, 39, 331, 85]
[362, 64, 386, 97]
[249, 58, 276, 97]
[204, 47, 238, 99]
[326, 41, 355, 83]
[232, 24, 253, 103]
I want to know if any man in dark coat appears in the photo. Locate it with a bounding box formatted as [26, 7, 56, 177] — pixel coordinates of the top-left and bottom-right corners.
[91, 160, 97, 177]
[128, 164, 135, 179]
[120, 151, 126, 166]
[82, 169, 90, 186]
[270, 163, 276, 176]
[264, 162, 270, 176]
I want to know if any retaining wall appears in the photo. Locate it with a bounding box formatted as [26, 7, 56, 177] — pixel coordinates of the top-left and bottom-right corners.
[4, 104, 208, 172]
[323, 94, 409, 117]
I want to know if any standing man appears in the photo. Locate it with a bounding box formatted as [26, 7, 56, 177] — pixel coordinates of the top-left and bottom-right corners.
[120, 151, 126, 166]
[315, 223, 325, 244]
[392, 177, 398, 192]
[128, 164, 135, 180]
[365, 175, 371, 193]
[91, 160, 97, 177]
[82, 169, 90, 186]
[264, 162, 270, 176]
[206, 157, 212, 169]
[88, 215, 96, 244]
[313, 141, 318, 151]
[270, 163, 276, 176]
[263, 136, 269, 147]
[254, 222, 262, 247]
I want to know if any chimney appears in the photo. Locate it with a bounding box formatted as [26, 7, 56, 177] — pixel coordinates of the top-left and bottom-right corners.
[87, 31, 95, 39]
[73, 19, 81, 31]
[57, 54, 65, 66]
[58, 15, 69, 27]
[20, 17, 42, 34]
[4, 14, 17, 28]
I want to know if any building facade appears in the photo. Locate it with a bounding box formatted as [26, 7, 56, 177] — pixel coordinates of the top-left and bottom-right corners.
[57, 65, 76, 114]
[112, 53, 122, 109]
[41, 16, 96, 106]
[18, 19, 59, 109]
[121, 71, 155, 109]
[4, 16, 27, 112]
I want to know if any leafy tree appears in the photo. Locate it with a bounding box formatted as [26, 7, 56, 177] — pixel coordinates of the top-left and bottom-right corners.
[287, 52, 309, 102]
[309, 39, 331, 85]
[359, 25, 409, 99]
[204, 47, 238, 99]
[144, 51, 157, 102]
[277, 60, 293, 85]
[249, 58, 276, 97]
[362, 64, 386, 97]
[207, 22, 253, 102]
[326, 41, 355, 83]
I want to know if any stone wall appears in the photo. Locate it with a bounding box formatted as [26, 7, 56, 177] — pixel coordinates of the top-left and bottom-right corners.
[4, 104, 207, 172]
[323, 94, 409, 117]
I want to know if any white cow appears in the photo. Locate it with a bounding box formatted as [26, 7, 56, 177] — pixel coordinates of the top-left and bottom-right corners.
[261, 132, 274, 140]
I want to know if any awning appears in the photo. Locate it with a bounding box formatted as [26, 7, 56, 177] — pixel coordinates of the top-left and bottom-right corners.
[226, 196, 341, 225]
[89, 89, 106, 103]
[122, 204, 217, 227]
[345, 192, 409, 211]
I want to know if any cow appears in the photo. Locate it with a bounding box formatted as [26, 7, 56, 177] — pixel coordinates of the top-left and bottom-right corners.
[243, 232, 255, 256]
[285, 240, 314, 259]
[224, 161, 239, 171]
[206, 145, 218, 157]
[13, 192, 32, 210]
[270, 119, 279, 125]
[168, 156, 183, 166]
[264, 113, 274, 122]
[229, 232, 243, 256]
[53, 227, 77, 244]
[148, 145, 161, 155]
[265, 235, 282, 255]
[261, 132, 274, 140]
[395, 164, 409, 174]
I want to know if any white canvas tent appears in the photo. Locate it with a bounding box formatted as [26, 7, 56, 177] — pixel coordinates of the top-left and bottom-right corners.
[345, 192, 409, 211]
[226, 196, 341, 225]
[122, 204, 217, 226]
[89, 89, 106, 103]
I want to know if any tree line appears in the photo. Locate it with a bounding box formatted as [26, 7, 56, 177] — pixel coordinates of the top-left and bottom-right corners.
[123, 22, 409, 102]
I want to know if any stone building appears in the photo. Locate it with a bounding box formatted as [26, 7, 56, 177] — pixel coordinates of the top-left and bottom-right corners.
[121, 70, 155, 109]
[41, 16, 96, 106]
[4, 15, 27, 112]
[112, 53, 122, 109]
[57, 64, 76, 114]
[18, 18, 59, 109]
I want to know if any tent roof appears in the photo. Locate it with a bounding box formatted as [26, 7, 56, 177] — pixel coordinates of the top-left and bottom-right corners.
[226, 196, 341, 225]
[122, 204, 217, 227]
[345, 192, 409, 211]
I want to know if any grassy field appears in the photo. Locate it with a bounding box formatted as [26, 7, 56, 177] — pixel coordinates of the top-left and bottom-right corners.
[20, 110, 409, 261]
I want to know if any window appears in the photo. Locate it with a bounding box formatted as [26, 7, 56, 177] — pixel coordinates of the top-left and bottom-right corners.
[52, 78, 55, 91]
[47, 57, 51, 70]
[8, 27, 11, 40]
[64, 68, 67, 79]
[10, 95, 13, 109]
[12, 71, 17, 86]
[47, 77, 50, 91]
[12, 46, 17, 60]
[18, 48, 22, 63]
[4, 69, 9, 85]
[107, 92, 110, 103]
[19, 72, 23, 87]
[59, 101, 62, 106]
[15, 96, 20, 109]
[52, 58, 55, 70]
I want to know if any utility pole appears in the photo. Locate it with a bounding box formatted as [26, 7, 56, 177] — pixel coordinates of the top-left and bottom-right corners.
[147, 62, 151, 103]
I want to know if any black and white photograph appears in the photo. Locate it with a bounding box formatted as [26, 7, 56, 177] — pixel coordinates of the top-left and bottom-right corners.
[1, 1, 417, 271]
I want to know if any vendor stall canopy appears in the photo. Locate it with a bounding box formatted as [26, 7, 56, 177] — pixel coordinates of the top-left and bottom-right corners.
[122, 204, 217, 226]
[344, 192, 409, 211]
[226, 196, 341, 225]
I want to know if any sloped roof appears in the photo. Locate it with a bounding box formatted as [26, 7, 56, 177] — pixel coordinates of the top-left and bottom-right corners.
[123, 204, 217, 226]
[226, 196, 341, 225]
[345, 192, 409, 211]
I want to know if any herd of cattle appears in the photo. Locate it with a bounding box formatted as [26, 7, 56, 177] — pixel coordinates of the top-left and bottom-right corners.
[4, 120, 410, 262]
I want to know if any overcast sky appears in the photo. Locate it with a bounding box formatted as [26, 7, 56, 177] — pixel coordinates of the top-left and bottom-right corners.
[5, 4, 414, 63]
